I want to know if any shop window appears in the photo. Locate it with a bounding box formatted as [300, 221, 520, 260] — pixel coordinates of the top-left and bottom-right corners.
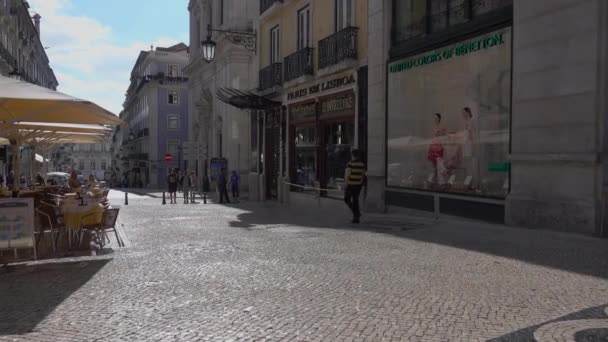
[294, 126, 317, 190]
[392, 0, 512, 45]
[167, 140, 180, 156]
[393, 0, 427, 42]
[387, 27, 511, 198]
[297, 5, 311, 50]
[167, 64, 179, 77]
[335, 0, 354, 31]
[168, 90, 179, 104]
[270, 26, 280, 64]
[324, 121, 354, 190]
[168, 114, 179, 129]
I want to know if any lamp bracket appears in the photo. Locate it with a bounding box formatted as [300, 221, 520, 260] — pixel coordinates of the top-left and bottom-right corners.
[207, 25, 256, 52]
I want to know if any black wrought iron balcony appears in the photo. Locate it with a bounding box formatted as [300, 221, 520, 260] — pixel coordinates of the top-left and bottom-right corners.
[284, 48, 314, 82]
[258, 63, 283, 91]
[260, 0, 283, 15]
[136, 128, 149, 139]
[318, 27, 359, 70]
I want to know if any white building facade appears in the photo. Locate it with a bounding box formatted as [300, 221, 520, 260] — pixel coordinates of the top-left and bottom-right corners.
[185, 0, 258, 192]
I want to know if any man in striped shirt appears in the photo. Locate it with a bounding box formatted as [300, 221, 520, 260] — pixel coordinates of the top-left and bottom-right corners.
[344, 149, 366, 224]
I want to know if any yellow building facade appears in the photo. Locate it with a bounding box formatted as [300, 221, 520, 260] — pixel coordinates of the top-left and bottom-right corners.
[253, 0, 368, 202]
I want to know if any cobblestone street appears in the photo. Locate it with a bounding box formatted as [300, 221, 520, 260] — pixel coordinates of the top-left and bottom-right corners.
[1, 191, 607, 341]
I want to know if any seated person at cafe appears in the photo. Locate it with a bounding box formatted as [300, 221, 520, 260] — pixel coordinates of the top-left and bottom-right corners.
[68, 171, 82, 190]
[35, 173, 45, 186]
[87, 174, 99, 189]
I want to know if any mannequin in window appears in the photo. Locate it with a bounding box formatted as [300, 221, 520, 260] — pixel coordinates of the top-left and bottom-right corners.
[427, 113, 447, 186]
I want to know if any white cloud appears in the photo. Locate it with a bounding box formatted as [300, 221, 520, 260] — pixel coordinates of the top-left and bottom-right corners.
[27, 0, 186, 115]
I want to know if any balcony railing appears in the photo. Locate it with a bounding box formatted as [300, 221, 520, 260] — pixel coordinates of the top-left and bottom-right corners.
[128, 153, 149, 160]
[258, 63, 283, 91]
[136, 128, 149, 139]
[284, 48, 314, 82]
[318, 27, 358, 69]
[260, 0, 283, 15]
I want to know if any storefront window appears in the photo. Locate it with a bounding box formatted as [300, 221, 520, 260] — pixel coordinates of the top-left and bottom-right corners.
[294, 126, 317, 190]
[325, 121, 354, 190]
[393, 0, 512, 45]
[387, 27, 511, 198]
[393, 0, 427, 42]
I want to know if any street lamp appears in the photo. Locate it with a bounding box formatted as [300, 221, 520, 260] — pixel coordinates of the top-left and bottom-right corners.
[128, 130, 135, 141]
[201, 24, 256, 63]
[201, 33, 217, 63]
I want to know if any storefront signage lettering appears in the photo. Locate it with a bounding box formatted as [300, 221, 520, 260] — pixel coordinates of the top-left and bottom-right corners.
[290, 102, 317, 122]
[287, 74, 356, 100]
[321, 93, 354, 115]
[389, 32, 506, 73]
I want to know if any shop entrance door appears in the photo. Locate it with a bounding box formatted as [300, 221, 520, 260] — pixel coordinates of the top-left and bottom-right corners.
[319, 119, 355, 197]
[265, 123, 280, 199]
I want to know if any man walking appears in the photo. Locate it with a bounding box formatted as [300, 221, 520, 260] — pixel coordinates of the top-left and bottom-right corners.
[218, 168, 231, 204]
[167, 168, 178, 204]
[344, 149, 366, 224]
[183, 169, 190, 204]
[189, 171, 197, 203]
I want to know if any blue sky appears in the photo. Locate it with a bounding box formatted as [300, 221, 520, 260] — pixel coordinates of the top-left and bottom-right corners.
[28, 0, 189, 114]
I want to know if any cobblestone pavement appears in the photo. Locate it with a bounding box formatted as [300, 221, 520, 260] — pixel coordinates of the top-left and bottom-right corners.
[1, 190, 607, 341]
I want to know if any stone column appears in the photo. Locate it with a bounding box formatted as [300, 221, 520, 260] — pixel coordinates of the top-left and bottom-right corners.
[506, 0, 608, 235]
[364, 0, 391, 213]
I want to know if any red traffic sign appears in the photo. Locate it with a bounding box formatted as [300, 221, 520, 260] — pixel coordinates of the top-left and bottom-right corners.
[164, 153, 173, 162]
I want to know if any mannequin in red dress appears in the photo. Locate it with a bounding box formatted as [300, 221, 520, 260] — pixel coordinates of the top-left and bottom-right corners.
[427, 113, 447, 185]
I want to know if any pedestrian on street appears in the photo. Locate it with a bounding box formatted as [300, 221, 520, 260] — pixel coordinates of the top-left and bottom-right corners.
[189, 171, 197, 203]
[202, 174, 210, 204]
[6, 171, 14, 189]
[218, 168, 231, 204]
[167, 168, 178, 204]
[344, 149, 366, 224]
[183, 169, 190, 204]
[178, 170, 185, 193]
[230, 170, 240, 203]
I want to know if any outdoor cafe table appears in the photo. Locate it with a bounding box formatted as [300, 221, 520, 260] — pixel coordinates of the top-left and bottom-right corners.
[62, 194, 104, 248]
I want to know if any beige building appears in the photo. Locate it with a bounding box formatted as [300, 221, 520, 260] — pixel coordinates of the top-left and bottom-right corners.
[250, 0, 368, 203]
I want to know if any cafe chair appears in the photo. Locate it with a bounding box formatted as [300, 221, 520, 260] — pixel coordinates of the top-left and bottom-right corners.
[35, 206, 61, 256]
[81, 208, 122, 249]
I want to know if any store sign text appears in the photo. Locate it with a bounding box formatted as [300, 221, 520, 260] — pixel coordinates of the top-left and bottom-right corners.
[287, 74, 356, 100]
[290, 102, 317, 122]
[321, 93, 354, 115]
[389, 32, 506, 73]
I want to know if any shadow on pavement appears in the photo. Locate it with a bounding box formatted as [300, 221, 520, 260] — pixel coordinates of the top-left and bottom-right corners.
[229, 202, 608, 280]
[0, 259, 110, 335]
[488, 303, 608, 341]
